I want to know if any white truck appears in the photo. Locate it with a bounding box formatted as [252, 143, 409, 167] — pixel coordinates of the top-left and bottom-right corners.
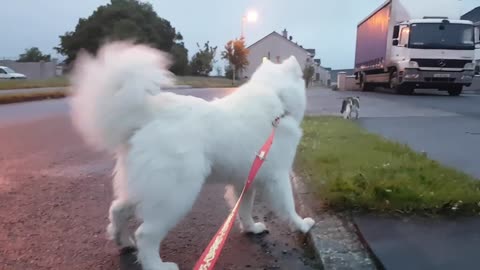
[354, 0, 477, 96]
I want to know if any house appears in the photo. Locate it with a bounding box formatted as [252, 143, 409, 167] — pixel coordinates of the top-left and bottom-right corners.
[243, 29, 317, 79]
[461, 6, 480, 23]
[311, 59, 332, 86]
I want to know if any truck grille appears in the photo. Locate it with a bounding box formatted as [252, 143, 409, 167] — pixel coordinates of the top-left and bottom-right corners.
[411, 58, 471, 68]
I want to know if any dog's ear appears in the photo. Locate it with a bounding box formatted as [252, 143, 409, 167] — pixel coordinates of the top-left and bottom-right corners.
[282, 55, 302, 75]
[283, 56, 298, 67]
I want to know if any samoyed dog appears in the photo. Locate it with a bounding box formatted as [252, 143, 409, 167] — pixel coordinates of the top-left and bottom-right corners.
[69, 41, 315, 270]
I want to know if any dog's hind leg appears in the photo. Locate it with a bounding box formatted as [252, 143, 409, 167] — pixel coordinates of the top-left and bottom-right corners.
[106, 199, 135, 249]
[264, 172, 315, 233]
[238, 188, 268, 234]
[133, 158, 207, 270]
[107, 156, 135, 249]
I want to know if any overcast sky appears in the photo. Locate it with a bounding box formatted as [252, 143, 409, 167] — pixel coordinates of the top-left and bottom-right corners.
[1, 0, 478, 69]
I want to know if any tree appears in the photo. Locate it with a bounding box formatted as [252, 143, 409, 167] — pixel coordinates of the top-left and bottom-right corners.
[54, 0, 182, 69]
[169, 32, 189, 75]
[215, 66, 222, 77]
[221, 38, 249, 82]
[303, 64, 315, 88]
[190, 41, 217, 76]
[17, 47, 51, 62]
[224, 64, 234, 79]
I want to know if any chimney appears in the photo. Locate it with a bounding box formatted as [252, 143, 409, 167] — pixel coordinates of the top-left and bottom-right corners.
[282, 28, 288, 38]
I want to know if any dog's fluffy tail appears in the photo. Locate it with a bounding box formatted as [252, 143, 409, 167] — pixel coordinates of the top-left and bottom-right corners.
[69, 41, 174, 152]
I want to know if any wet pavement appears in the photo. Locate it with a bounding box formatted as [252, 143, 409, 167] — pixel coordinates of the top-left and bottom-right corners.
[354, 214, 480, 270]
[0, 88, 321, 270]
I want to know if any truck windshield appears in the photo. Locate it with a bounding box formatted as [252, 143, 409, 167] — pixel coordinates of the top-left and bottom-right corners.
[409, 23, 474, 50]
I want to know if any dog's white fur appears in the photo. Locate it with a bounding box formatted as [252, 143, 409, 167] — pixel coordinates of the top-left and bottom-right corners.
[69, 41, 315, 270]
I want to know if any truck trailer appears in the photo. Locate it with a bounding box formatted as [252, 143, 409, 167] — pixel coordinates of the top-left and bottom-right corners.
[354, 0, 477, 95]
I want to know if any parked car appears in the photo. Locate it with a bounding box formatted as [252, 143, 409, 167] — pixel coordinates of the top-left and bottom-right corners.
[0, 66, 27, 79]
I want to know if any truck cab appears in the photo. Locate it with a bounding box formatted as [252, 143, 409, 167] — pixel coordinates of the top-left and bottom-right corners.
[354, 0, 477, 96]
[390, 19, 476, 95]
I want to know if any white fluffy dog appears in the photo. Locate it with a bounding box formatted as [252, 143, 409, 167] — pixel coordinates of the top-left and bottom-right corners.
[69, 41, 315, 270]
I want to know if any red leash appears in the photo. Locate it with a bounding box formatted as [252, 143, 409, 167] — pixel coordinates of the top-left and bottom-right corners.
[192, 118, 281, 270]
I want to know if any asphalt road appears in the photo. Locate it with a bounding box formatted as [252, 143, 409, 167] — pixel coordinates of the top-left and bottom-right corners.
[0, 88, 321, 270]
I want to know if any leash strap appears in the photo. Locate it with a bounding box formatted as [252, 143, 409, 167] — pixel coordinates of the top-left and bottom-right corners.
[192, 124, 277, 270]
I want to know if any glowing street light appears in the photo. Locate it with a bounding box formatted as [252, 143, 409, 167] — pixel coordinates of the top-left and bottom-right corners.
[241, 10, 258, 39]
[246, 10, 258, 23]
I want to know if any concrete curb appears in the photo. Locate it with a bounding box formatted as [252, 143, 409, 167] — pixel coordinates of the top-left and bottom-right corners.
[167, 85, 192, 90]
[291, 173, 379, 270]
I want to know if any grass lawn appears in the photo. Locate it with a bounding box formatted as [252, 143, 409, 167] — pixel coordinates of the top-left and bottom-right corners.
[0, 90, 67, 104]
[295, 116, 480, 216]
[176, 76, 244, 88]
[0, 76, 243, 90]
[0, 77, 69, 90]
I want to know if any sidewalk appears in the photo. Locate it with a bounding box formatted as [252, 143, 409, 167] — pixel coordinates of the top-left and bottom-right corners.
[354, 215, 480, 270]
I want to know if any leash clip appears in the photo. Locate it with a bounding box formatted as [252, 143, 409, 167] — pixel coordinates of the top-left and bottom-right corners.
[256, 150, 267, 161]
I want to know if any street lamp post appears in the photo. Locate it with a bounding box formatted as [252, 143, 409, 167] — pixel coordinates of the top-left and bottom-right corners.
[241, 10, 258, 39]
[232, 10, 257, 85]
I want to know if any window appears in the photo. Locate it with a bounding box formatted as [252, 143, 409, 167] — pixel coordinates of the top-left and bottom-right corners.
[3, 67, 15, 73]
[475, 26, 480, 44]
[399, 26, 410, 46]
[0, 68, 6, 74]
[409, 23, 474, 50]
[392, 25, 400, 39]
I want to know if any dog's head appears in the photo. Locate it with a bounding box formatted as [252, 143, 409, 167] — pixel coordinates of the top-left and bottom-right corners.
[249, 56, 306, 123]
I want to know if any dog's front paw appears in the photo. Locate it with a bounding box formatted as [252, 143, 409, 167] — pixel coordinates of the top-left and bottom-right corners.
[106, 223, 136, 249]
[298, 217, 315, 233]
[244, 222, 269, 234]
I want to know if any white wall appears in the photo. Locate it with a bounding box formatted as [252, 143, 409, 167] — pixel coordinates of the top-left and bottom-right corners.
[0, 60, 59, 80]
[315, 65, 332, 86]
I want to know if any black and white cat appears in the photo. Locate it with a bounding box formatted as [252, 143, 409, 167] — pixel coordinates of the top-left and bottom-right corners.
[340, 96, 360, 119]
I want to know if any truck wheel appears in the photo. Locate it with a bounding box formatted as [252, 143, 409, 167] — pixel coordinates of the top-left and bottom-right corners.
[360, 76, 373, 92]
[389, 71, 398, 90]
[447, 86, 462, 96]
[390, 71, 413, 95]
